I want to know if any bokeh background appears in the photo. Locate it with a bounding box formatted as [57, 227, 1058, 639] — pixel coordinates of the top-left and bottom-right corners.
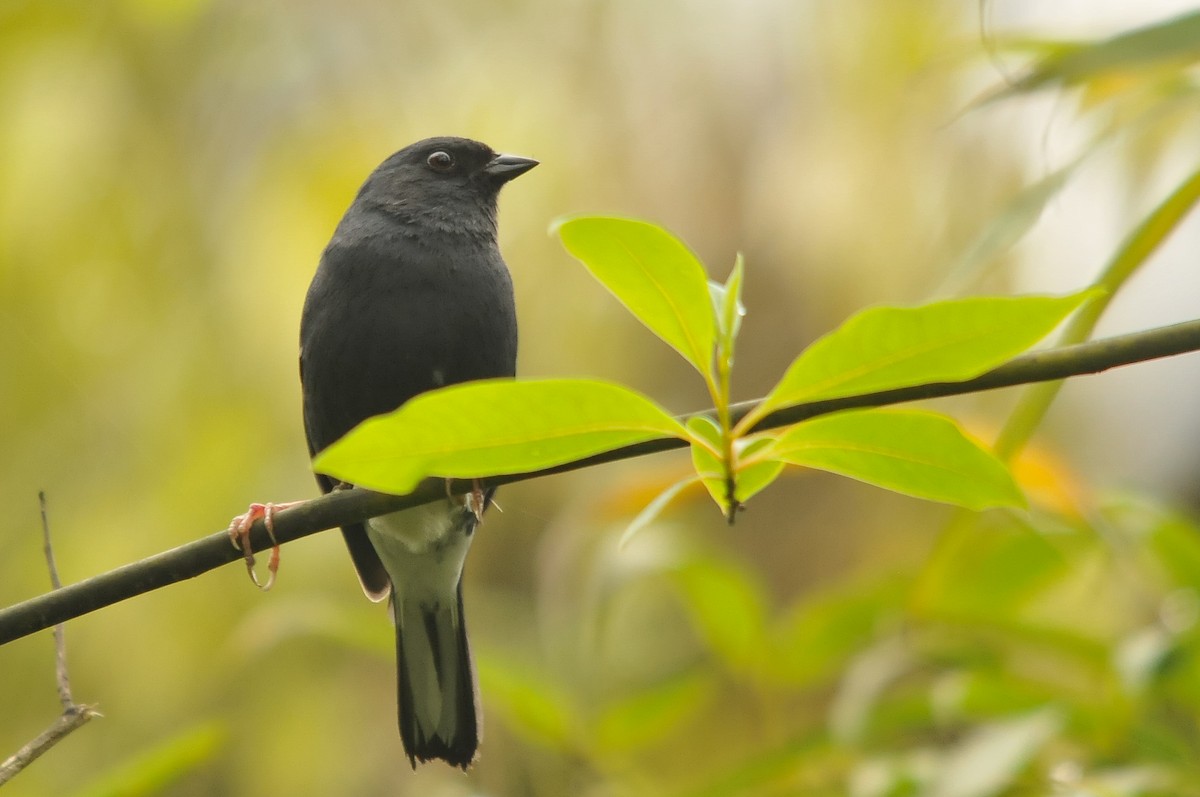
[3, 1, 1200, 795]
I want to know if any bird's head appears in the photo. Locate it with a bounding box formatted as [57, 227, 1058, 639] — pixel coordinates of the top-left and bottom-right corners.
[355, 137, 538, 236]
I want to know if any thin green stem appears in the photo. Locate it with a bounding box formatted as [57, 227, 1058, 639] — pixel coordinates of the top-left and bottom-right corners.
[994, 164, 1200, 460]
[716, 340, 737, 520]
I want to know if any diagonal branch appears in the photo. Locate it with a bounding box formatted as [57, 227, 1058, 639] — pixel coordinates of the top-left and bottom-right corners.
[1, 317, 1198, 646]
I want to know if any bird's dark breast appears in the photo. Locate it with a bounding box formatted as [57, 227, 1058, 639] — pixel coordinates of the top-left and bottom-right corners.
[300, 231, 518, 460]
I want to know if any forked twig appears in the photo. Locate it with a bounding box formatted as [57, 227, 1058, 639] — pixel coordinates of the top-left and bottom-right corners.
[0, 493, 100, 786]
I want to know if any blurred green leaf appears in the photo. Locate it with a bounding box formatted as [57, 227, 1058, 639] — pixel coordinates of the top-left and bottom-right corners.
[769, 576, 907, 687]
[619, 473, 703, 548]
[555, 216, 717, 378]
[313, 378, 686, 494]
[911, 515, 1115, 674]
[994, 165, 1200, 460]
[1128, 717, 1200, 774]
[71, 722, 226, 797]
[913, 515, 1071, 619]
[1003, 10, 1200, 96]
[765, 409, 1024, 511]
[593, 670, 715, 755]
[757, 292, 1093, 416]
[950, 670, 1054, 724]
[477, 655, 576, 750]
[672, 557, 768, 675]
[937, 161, 1079, 295]
[1147, 508, 1200, 588]
[674, 728, 837, 797]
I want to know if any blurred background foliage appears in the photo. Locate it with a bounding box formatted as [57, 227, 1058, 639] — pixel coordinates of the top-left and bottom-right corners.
[2, 0, 1200, 795]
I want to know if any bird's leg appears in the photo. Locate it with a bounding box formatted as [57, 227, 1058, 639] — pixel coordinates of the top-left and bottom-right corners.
[227, 500, 305, 590]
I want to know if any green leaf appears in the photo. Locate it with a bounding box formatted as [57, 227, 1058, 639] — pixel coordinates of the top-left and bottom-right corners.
[722, 254, 746, 340]
[733, 437, 784, 504]
[618, 473, 703, 549]
[672, 557, 769, 674]
[709, 253, 746, 343]
[1002, 10, 1200, 97]
[708, 282, 728, 331]
[554, 216, 717, 377]
[1145, 504, 1200, 588]
[936, 161, 1079, 295]
[687, 421, 782, 514]
[313, 378, 686, 494]
[768, 576, 908, 687]
[476, 655, 575, 750]
[687, 414, 727, 514]
[593, 671, 715, 754]
[912, 515, 1070, 620]
[759, 292, 1093, 414]
[766, 409, 1024, 510]
[686, 413, 723, 454]
[994, 165, 1200, 460]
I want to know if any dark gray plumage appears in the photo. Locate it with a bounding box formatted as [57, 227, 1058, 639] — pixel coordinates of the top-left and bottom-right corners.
[299, 137, 536, 768]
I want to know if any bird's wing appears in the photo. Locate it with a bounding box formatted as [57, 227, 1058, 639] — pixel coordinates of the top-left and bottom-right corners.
[302, 350, 392, 602]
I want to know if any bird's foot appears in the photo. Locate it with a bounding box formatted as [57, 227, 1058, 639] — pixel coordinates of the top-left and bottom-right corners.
[445, 479, 489, 523]
[227, 500, 304, 590]
[465, 479, 487, 523]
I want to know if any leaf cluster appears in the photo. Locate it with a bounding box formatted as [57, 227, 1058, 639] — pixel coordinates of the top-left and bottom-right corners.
[315, 217, 1096, 533]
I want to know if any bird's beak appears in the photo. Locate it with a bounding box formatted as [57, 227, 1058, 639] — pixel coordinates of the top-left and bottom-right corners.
[483, 153, 539, 182]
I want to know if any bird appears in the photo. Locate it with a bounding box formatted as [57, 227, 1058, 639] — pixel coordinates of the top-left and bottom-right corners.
[296, 136, 536, 768]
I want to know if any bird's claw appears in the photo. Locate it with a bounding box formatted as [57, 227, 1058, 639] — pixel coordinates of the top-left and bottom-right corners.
[466, 480, 487, 523]
[446, 479, 488, 523]
[227, 502, 288, 591]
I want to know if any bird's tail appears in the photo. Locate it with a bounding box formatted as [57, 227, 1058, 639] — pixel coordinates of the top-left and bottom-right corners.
[394, 581, 479, 769]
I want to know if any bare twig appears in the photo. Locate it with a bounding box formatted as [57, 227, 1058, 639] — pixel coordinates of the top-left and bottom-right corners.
[0, 317, 1198, 648]
[0, 494, 99, 787]
[41, 492, 72, 707]
[0, 709, 99, 786]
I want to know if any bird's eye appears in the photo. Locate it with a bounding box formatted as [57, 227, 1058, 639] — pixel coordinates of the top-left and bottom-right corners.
[426, 151, 454, 172]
